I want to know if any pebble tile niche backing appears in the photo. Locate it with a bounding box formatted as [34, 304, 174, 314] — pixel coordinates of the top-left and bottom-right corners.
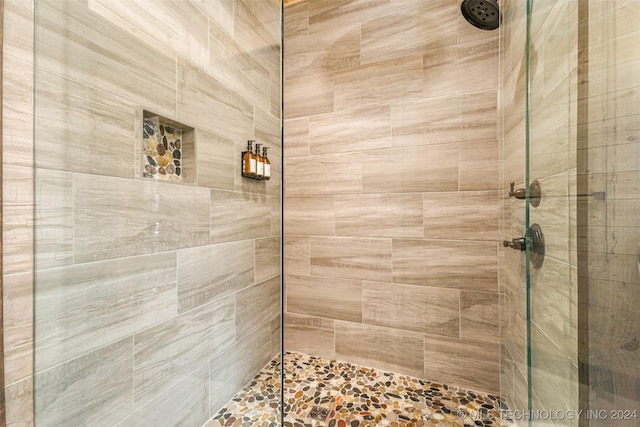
[209, 352, 506, 427]
[142, 112, 193, 182]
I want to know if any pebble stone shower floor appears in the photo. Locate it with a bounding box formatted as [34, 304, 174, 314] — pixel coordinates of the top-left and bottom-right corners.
[207, 352, 506, 427]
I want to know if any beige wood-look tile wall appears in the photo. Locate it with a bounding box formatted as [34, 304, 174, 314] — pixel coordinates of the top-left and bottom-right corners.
[283, 0, 500, 394]
[3, 0, 34, 423]
[2, 0, 281, 425]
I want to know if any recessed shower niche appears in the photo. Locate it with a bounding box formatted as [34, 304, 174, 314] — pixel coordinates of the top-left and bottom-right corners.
[141, 110, 195, 184]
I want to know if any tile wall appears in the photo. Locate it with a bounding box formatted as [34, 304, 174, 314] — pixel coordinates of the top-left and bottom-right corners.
[283, 0, 501, 394]
[2, 0, 281, 425]
[4, 0, 624, 422]
[3, 0, 35, 423]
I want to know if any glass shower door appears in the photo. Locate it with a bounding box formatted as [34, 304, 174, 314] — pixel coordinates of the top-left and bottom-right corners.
[573, 1, 640, 424]
[526, 0, 578, 422]
[33, 1, 283, 425]
[525, 0, 640, 425]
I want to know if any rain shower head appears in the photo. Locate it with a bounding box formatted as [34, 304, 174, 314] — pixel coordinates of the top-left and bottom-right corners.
[461, 0, 501, 30]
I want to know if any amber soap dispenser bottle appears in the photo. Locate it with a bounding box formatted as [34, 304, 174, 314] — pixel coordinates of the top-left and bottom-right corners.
[242, 140, 257, 177]
[255, 143, 264, 179]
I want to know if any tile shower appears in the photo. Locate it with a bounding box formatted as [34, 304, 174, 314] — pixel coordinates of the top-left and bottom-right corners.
[1, 0, 504, 424]
[283, 0, 500, 395]
[9, 0, 636, 426]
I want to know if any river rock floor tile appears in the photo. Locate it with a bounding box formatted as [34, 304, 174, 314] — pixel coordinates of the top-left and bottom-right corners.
[208, 352, 505, 427]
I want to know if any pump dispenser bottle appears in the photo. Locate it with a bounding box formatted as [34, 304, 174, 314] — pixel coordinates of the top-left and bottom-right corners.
[243, 140, 257, 177]
[255, 143, 264, 179]
[262, 146, 271, 180]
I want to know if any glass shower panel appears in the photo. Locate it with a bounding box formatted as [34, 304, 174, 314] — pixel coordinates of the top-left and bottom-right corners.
[525, 0, 640, 425]
[577, 1, 640, 423]
[33, 1, 282, 425]
[526, 0, 578, 423]
[499, 0, 530, 417]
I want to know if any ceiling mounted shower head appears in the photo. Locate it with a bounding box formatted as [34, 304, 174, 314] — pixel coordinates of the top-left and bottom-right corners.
[461, 0, 501, 30]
